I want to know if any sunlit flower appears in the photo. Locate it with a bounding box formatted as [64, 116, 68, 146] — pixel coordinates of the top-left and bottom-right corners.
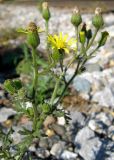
[48, 32, 76, 54]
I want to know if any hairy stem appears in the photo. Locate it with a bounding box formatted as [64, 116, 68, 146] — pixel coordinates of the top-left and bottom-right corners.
[75, 27, 79, 52]
[45, 20, 51, 63]
[31, 47, 38, 130]
[50, 73, 63, 106]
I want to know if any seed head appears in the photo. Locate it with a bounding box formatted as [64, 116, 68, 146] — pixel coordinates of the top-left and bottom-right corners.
[27, 22, 37, 32]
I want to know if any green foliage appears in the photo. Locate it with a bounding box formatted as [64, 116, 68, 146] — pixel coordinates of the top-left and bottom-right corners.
[98, 31, 109, 47]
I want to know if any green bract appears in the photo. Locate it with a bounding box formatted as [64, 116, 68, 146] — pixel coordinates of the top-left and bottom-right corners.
[42, 2, 51, 21]
[71, 7, 82, 27]
[92, 8, 104, 29]
[27, 22, 40, 48]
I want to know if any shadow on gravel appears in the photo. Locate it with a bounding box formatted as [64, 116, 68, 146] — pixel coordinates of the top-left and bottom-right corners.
[0, 46, 23, 82]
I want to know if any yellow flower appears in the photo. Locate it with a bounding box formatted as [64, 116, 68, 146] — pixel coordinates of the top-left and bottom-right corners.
[48, 32, 76, 54]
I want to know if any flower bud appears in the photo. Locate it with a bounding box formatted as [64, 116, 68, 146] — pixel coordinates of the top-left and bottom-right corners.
[86, 29, 92, 40]
[79, 31, 86, 44]
[42, 2, 51, 21]
[92, 8, 104, 29]
[27, 22, 40, 48]
[71, 7, 82, 27]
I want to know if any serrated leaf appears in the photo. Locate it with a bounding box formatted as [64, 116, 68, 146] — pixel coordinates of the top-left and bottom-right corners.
[98, 31, 109, 47]
[4, 80, 16, 94]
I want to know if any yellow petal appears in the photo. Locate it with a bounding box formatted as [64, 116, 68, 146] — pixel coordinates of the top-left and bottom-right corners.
[64, 48, 69, 54]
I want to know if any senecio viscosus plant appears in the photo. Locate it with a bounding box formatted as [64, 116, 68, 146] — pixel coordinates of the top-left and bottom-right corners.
[1, 2, 109, 160]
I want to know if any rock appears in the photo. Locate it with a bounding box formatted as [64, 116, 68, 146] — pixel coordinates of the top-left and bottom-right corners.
[85, 63, 102, 72]
[43, 115, 56, 128]
[74, 126, 102, 160]
[29, 144, 36, 152]
[45, 129, 55, 137]
[88, 119, 107, 135]
[98, 140, 114, 160]
[57, 117, 66, 126]
[51, 124, 66, 136]
[79, 92, 90, 100]
[11, 130, 24, 144]
[60, 150, 78, 160]
[104, 13, 114, 27]
[73, 77, 91, 93]
[70, 111, 86, 127]
[48, 135, 60, 148]
[39, 137, 49, 148]
[92, 87, 114, 108]
[0, 90, 5, 98]
[88, 111, 114, 135]
[35, 148, 50, 159]
[95, 112, 113, 126]
[0, 107, 16, 123]
[108, 125, 114, 141]
[50, 141, 66, 158]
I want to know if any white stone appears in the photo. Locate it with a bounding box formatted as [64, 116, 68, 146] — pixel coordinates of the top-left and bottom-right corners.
[92, 87, 114, 108]
[50, 141, 65, 158]
[57, 117, 66, 126]
[0, 108, 16, 123]
[75, 127, 102, 160]
[60, 150, 77, 160]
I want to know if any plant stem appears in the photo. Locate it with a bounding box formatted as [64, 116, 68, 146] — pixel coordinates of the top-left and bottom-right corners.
[32, 47, 38, 95]
[31, 47, 38, 130]
[50, 73, 63, 106]
[75, 27, 79, 52]
[45, 20, 51, 63]
[55, 60, 81, 106]
[86, 28, 98, 51]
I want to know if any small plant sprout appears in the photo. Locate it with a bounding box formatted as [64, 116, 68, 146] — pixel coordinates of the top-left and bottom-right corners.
[2, 6, 109, 159]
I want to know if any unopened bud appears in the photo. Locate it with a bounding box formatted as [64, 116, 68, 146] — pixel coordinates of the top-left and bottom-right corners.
[42, 2, 51, 21]
[92, 7, 104, 29]
[71, 7, 82, 27]
[79, 31, 86, 44]
[27, 22, 40, 48]
[86, 29, 92, 40]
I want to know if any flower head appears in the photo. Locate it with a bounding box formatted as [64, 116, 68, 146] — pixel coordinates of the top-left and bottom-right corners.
[48, 32, 76, 54]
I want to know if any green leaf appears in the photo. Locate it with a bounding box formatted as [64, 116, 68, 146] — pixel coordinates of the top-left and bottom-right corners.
[18, 127, 32, 136]
[98, 31, 109, 47]
[41, 103, 51, 113]
[12, 80, 22, 90]
[17, 28, 28, 34]
[4, 80, 16, 94]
